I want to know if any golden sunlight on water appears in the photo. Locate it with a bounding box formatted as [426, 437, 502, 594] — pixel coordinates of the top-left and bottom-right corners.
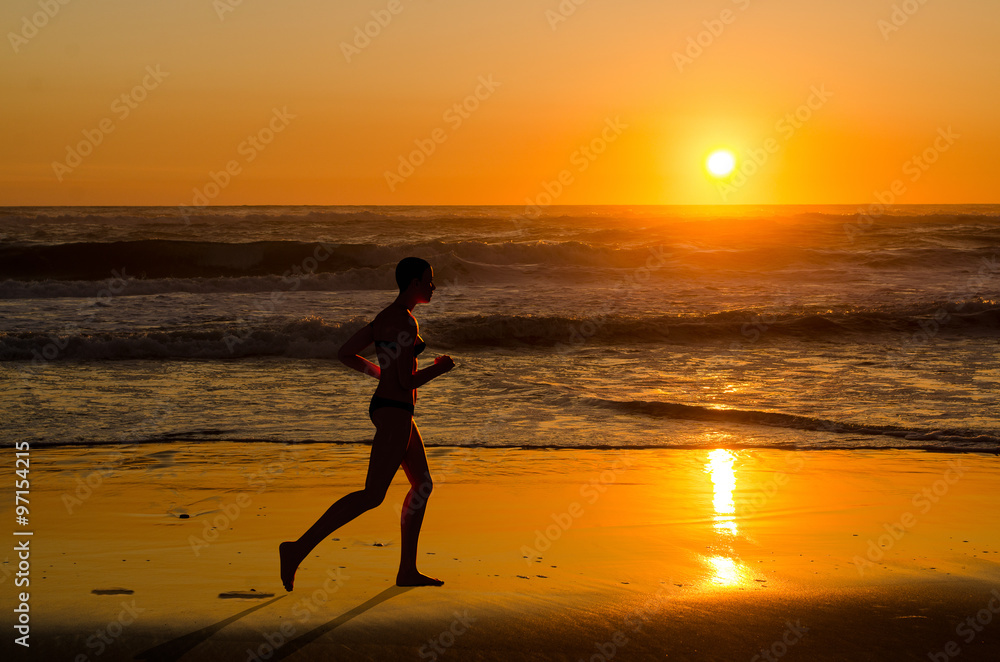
[703, 449, 752, 587]
[706, 449, 737, 535]
[705, 555, 742, 586]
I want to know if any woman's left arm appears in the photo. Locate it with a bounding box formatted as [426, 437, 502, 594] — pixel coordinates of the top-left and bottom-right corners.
[337, 324, 380, 379]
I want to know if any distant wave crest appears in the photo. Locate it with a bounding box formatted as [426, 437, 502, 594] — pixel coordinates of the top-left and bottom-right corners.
[3, 304, 998, 361]
[581, 396, 1000, 452]
[0, 239, 674, 282]
[2, 233, 998, 284]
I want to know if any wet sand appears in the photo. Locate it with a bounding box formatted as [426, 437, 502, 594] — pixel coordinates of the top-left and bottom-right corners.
[6, 442, 1000, 661]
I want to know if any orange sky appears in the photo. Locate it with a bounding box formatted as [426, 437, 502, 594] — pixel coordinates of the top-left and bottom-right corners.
[2, 0, 998, 205]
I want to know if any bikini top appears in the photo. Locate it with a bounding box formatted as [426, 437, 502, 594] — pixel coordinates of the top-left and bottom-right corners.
[368, 321, 426, 357]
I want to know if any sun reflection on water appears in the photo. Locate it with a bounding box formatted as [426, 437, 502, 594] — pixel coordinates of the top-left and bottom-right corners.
[706, 555, 740, 585]
[703, 448, 752, 587]
[706, 448, 737, 534]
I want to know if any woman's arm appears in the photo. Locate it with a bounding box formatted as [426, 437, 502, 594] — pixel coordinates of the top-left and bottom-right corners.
[394, 314, 454, 390]
[411, 357, 454, 389]
[337, 323, 380, 379]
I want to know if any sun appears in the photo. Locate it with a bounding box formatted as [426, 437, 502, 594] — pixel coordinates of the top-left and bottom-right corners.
[706, 150, 736, 178]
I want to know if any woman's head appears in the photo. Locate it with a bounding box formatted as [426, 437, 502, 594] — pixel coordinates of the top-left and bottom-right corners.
[395, 257, 432, 293]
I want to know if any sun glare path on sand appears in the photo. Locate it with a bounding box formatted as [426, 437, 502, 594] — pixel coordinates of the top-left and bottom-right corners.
[703, 449, 752, 587]
[707, 449, 737, 535]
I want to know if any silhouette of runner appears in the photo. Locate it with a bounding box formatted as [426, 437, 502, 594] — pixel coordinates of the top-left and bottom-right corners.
[280, 257, 455, 590]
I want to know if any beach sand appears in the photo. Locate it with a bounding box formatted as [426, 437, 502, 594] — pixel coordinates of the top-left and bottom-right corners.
[7, 442, 1000, 661]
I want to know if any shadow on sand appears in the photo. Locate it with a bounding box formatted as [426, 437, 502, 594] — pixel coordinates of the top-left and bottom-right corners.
[133, 595, 286, 661]
[267, 585, 413, 660]
[132, 586, 413, 661]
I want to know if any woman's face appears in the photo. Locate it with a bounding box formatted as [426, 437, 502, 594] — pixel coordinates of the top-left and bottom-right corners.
[417, 267, 435, 303]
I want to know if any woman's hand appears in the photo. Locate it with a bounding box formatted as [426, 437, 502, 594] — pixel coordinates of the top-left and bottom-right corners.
[434, 355, 455, 373]
[413, 355, 454, 389]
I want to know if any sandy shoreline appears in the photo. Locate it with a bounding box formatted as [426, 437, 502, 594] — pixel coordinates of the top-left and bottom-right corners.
[5, 443, 999, 661]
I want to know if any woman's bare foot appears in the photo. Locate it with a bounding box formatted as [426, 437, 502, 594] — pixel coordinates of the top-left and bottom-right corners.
[279, 541, 305, 592]
[396, 570, 444, 587]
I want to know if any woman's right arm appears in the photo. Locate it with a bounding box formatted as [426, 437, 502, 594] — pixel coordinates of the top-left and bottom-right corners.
[395, 341, 452, 391]
[393, 318, 453, 390]
[411, 357, 454, 389]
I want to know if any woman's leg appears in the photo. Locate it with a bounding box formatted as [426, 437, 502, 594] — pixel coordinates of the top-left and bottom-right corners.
[396, 420, 443, 586]
[279, 408, 412, 591]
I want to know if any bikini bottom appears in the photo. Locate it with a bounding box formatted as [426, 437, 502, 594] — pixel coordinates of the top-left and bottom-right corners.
[368, 394, 414, 423]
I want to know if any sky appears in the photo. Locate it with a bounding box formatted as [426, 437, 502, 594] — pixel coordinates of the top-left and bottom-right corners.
[1, 0, 998, 205]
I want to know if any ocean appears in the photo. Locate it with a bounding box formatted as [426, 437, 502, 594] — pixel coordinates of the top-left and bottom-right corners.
[2, 205, 998, 454]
